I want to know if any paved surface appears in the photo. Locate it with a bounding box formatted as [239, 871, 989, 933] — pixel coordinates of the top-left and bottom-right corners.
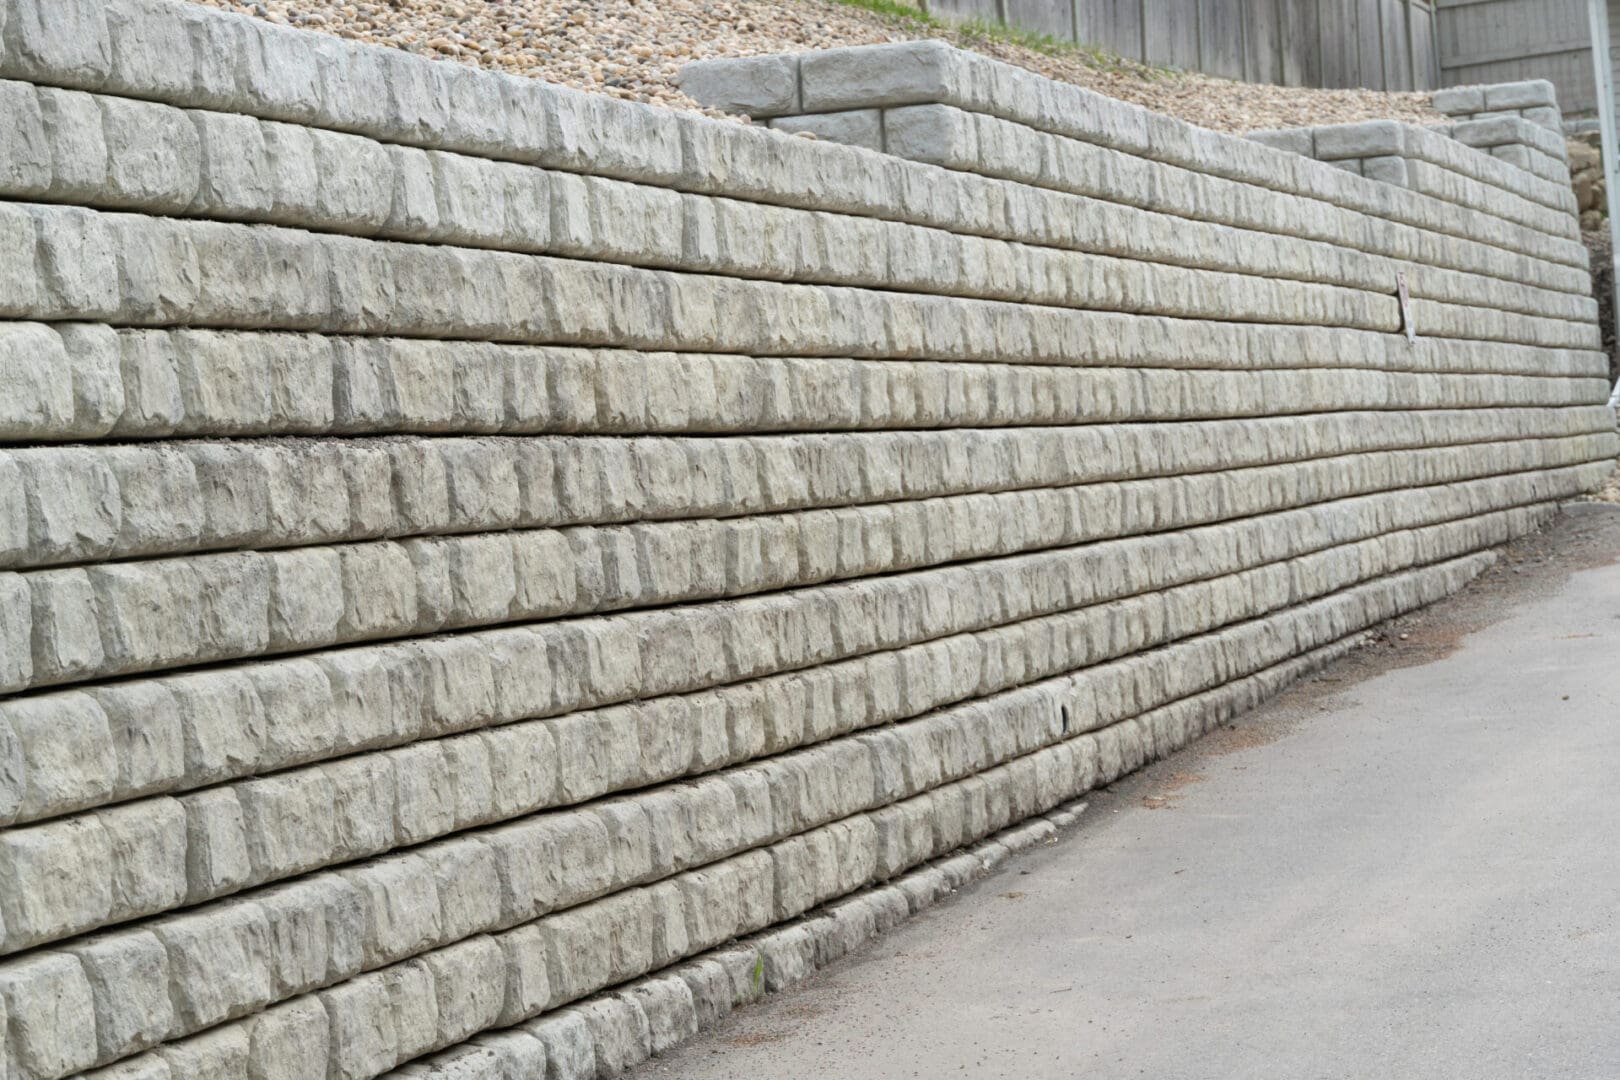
[640, 504, 1620, 1080]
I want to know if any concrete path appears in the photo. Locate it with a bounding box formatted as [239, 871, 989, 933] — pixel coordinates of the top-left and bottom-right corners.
[639, 504, 1620, 1080]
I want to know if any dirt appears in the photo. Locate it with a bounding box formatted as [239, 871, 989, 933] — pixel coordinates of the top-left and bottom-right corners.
[185, 0, 1444, 133]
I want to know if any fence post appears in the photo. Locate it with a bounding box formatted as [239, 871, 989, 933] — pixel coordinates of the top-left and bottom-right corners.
[1240, 0, 1251, 80]
[1374, 0, 1386, 87]
[1399, 0, 1412, 89]
[1274, 0, 1287, 83]
[1430, 2, 1442, 88]
[1315, 0, 1325, 85]
[1195, 0, 1205, 73]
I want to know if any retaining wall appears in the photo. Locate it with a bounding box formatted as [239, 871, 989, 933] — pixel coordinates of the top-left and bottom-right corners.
[0, 13, 1615, 1080]
[1246, 112, 1574, 209]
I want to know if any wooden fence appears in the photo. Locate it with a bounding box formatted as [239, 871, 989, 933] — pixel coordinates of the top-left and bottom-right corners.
[922, 0, 1443, 90]
[1436, 0, 1595, 116]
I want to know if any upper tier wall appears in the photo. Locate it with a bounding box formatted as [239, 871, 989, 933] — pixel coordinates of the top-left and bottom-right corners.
[0, 11, 1613, 1080]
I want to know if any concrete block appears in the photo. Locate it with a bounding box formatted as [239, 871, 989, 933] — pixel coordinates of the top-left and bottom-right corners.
[1484, 79, 1556, 110]
[244, 997, 329, 1080]
[0, 815, 112, 951]
[0, 951, 100, 1077]
[24, 568, 103, 686]
[1361, 155, 1410, 187]
[154, 901, 273, 1032]
[1521, 105, 1560, 131]
[180, 786, 252, 902]
[0, 573, 29, 694]
[1448, 116, 1522, 149]
[1492, 143, 1533, 170]
[799, 41, 955, 112]
[1431, 85, 1484, 115]
[570, 995, 652, 1077]
[0, 324, 75, 441]
[69, 930, 174, 1058]
[621, 975, 698, 1054]
[255, 877, 344, 997]
[237, 770, 338, 882]
[523, 1009, 596, 1080]
[321, 969, 406, 1080]
[0, 0, 113, 86]
[156, 1022, 250, 1079]
[4, 689, 116, 822]
[100, 796, 189, 920]
[99, 94, 201, 210]
[342, 852, 445, 968]
[1313, 120, 1405, 161]
[429, 839, 504, 945]
[771, 110, 883, 152]
[425, 936, 507, 1047]
[678, 55, 800, 117]
[1245, 127, 1313, 156]
[82, 1056, 173, 1080]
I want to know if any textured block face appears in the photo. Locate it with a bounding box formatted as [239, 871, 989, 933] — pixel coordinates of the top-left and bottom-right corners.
[1313, 121, 1404, 160]
[1483, 79, 1556, 111]
[0, 13, 1611, 1080]
[1246, 128, 1313, 157]
[1431, 86, 1485, 116]
[770, 110, 884, 152]
[798, 42, 955, 111]
[678, 56, 800, 118]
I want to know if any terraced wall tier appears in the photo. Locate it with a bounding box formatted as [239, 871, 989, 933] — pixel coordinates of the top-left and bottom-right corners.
[0, 15, 1615, 1080]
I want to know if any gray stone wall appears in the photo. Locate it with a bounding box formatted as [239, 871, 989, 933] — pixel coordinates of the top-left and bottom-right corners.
[1244, 111, 1576, 224]
[0, 17, 1613, 1080]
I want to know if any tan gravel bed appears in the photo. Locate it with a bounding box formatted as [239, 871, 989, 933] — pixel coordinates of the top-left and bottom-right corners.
[187, 0, 1442, 133]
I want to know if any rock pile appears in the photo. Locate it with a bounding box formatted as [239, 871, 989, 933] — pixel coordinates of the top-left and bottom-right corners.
[1569, 133, 1605, 231]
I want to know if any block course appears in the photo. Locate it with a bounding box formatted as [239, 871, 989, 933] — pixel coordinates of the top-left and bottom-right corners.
[0, 10, 1615, 1080]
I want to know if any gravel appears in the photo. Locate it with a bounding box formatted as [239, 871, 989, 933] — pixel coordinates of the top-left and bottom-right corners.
[186, 0, 1444, 133]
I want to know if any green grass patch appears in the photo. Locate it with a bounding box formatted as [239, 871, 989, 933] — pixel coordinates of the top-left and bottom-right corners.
[813, 0, 1176, 78]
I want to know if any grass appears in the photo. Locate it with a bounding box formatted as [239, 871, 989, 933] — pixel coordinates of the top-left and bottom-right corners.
[815, 0, 1176, 77]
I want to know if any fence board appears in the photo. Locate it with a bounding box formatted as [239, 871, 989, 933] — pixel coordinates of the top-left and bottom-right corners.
[1076, 0, 1146, 58]
[930, 0, 1005, 22]
[1144, 0, 1202, 69]
[1319, 0, 1362, 85]
[1382, 0, 1414, 89]
[1007, 0, 1076, 37]
[1280, 0, 1325, 85]
[1435, 0, 1593, 117]
[1199, 0, 1248, 78]
[1242, 0, 1284, 83]
[1358, 0, 1387, 86]
[1413, 2, 1441, 86]
[975, 0, 1455, 90]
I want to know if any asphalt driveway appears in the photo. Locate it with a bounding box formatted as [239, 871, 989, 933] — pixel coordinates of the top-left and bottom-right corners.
[638, 503, 1620, 1080]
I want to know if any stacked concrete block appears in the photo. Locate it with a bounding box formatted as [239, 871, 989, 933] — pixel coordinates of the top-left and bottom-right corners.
[0, 11, 1613, 1079]
[1433, 79, 1564, 134]
[1247, 119, 1577, 229]
[1431, 80, 1572, 185]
